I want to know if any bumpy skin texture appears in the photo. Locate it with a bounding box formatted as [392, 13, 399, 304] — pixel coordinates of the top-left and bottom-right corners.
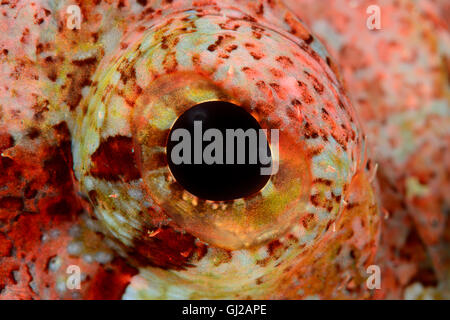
[285, 0, 450, 298]
[0, 0, 447, 299]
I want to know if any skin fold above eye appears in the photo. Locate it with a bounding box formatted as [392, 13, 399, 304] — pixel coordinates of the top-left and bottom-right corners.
[0, 0, 447, 300]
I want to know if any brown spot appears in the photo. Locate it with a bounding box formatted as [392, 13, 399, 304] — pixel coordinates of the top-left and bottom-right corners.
[331, 131, 347, 151]
[276, 56, 293, 68]
[252, 32, 262, 39]
[47, 68, 57, 82]
[304, 71, 324, 94]
[65, 58, 97, 110]
[291, 99, 302, 108]
[26, 127, 40, 140]
[243, 15, 257, 23]
[305, 35, 314, 44]
[71, 56, 97, 67]
[269, 83, 280, 91]
[284, 13, 312, 43]
[346, 202, 358, 210]
[250, 51, 264, 60]
[310, 194, 320, 206]
[119, 65, 136, 84]
[313, 178, 333, 186]
[225, 44, 238, 52]
[325, 220, 334, 231]
[207, 35, 224, 52]
[297, 81, 314, 104]
[219, 22, 240, 31]
[90, 136, 141, 182]
[270, 68, 283, 78]
[301, 213, 315, 229]
[163, 51, 178, 73]
[31, 97, 49, 121]
[303, 122, 319, 139]
[256, 3, 264, 15]
[267, 240, 283, 258]
[192, 54, 201, 66]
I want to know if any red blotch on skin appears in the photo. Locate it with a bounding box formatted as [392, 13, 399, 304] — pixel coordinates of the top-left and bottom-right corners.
[0, 233, 13, 257]
[267, 239, 284, 260]
[0, 196, 24, 212]
[84, 259, 138, 300]
[37, 195, 80, 221]
[297, 80, 314, 104]
[0, 123, 132, 299]
[44, 151, 73, 188]
[90, 136, 141, 182]
[0, 132, 14, 151]
[132, 226, 204, 270]
[301, 213, 316, 229]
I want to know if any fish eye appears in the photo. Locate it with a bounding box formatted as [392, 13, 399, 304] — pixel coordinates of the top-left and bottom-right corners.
[3, 0, 445, 301]
[166, 100, 272, 201]
[69, 2, 379, 298]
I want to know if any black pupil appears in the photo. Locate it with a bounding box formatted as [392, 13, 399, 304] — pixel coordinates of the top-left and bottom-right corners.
[166, 101, 272, 201]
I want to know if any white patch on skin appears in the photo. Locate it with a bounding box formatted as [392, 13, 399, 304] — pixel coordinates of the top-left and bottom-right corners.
[72, 48, 98, 63]
[194, 17, 222, 34]
[135, 57, 152, 88]
[176, 36, 196, 68]
[56, 279, 67, 294]
[101, 28, 123, 57]
[49, 256, 62, 272]
[312, 20, 344, 52]
[128, 188, 143, 201]
[148, 102, 177, 130]
[81, 85, 91, 98]
[95, 251, 113, 264]
[67, 241, 83, 256]
[139, 34, 154, 52]
[101, 95, 131, 138]
[83, 254, 94, 264]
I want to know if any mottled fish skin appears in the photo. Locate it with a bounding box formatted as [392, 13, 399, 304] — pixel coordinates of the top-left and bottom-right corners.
[0, 0, 445, 300]
[285, 0, 450, 298]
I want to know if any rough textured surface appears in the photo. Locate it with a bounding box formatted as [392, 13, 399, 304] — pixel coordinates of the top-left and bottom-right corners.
[285, 0, 450, 299]
[0, 0, 447, 299]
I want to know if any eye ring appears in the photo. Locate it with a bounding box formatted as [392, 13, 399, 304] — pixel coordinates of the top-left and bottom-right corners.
[132, 71, 312, 250]
[74, 9, 369, 261]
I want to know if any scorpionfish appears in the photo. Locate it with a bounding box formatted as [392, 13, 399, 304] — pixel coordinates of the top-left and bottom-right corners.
[0, 0, 448, 300]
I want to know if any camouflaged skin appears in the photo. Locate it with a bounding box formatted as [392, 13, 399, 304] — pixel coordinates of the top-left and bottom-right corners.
[285, 0, 450, 299]
[0, 0, 447, 299]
